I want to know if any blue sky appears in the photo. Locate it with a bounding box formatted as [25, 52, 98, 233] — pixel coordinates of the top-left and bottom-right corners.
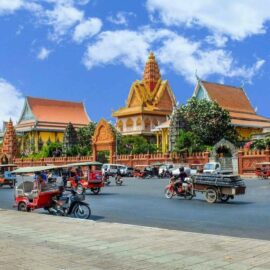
[1, 0, 270, 125]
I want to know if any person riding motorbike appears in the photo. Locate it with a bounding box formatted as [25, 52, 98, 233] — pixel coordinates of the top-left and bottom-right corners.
[172, 167, 187, 193]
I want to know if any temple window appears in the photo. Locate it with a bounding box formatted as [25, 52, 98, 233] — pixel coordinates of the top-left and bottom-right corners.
[126, 118, 134, 128]
[136, 117, 142, 126]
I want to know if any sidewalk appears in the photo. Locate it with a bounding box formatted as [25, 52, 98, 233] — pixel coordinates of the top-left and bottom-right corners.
[0, 210, 270, 270]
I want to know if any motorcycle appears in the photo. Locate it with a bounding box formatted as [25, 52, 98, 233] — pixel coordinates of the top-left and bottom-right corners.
[103, 173, 111, 186]
[48, 189, 91, 219]
[164, 177, 195, 200]
[115, 174, 123, 186]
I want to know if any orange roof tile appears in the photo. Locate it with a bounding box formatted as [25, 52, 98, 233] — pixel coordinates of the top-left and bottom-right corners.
[231, 119, 270, 128]
[230, 112, 270, 122]
[201, 81, 255, 114]
[27, 97, 90, 125]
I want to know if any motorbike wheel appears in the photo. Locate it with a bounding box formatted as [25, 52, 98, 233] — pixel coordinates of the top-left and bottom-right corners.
[116, 179, 123, 186]
[185, 192, 194, 200]
[73, 204, 91, 219]
[220, 194, 230, 202]
[77, 184, 85, 195]
[164, 188, 174, 199]
[18, 202, 30, 212]
[91, 188, 100, 195]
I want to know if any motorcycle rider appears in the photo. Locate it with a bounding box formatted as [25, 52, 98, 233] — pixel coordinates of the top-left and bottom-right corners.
[173, 167, 187, 193]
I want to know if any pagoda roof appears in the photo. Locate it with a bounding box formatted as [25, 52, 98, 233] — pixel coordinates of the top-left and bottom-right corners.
[194, 80, 270, 129]
[16, 96, 90, 130]
[113, 52, 176, 118]
[199, 81, 254, 114]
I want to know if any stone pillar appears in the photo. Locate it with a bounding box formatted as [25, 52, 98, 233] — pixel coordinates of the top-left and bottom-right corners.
[238, 149, 244, 175]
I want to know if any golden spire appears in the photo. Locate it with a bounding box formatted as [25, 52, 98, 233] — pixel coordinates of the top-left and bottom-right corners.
[143, 52, 161, 92]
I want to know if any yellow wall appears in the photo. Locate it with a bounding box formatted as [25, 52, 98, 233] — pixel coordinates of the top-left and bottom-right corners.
[236, 127, 262, 139]
[21, 131, 64, 152]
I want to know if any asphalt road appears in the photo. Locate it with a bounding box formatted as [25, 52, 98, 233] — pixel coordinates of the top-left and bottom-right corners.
[1, 177, 270, 240]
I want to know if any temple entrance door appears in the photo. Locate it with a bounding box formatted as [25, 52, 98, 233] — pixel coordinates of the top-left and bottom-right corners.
[92, 119, 116, 164]
[97, 151, 110, 164]
[0, 154, 9, 165]
[211, 139, 238, 174]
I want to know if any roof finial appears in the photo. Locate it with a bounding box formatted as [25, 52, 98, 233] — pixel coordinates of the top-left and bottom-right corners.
[241, 80, 246, 89]
[195, 69, 200, 81]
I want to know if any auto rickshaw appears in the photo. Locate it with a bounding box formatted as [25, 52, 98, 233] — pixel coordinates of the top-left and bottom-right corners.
[0, 164, 17, 188]
[65, 161, 104, 195]
[133, 165, 154, 179]
[13, 165, 61, 212]
[255, 162, 270, 179]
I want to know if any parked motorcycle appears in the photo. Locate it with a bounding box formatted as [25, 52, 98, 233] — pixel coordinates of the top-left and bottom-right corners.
[48, 189, 91, 219]
[164, 177, 194, 200]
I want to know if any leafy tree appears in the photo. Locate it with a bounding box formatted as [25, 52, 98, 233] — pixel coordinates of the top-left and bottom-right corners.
[118, 135, 157, 154]
[77, 122, 97, 156]
[178, 97, 238, 146]
[63, 122, 78, 156]
[174, 129, 206, 154]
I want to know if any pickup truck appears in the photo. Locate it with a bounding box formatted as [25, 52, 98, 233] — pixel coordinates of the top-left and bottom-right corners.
[203, 162, 232, 175]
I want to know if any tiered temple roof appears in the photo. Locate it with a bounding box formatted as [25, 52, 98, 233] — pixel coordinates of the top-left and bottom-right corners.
[16, 97, 90, 132]
[194, 80, 270, 128]
[113, 52, 176, 117]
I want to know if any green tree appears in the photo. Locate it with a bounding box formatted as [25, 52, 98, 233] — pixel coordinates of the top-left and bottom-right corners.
[63, 122, 78, 156]
[178, 97, 238, 146]
[174, 129, 205, 154]
[77, 122, 97, 156]
[118, 135, 157, 154]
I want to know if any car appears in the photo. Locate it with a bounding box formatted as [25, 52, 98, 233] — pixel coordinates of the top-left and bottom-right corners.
[102, 164, 118, 176]
[120, 166, 134, 177]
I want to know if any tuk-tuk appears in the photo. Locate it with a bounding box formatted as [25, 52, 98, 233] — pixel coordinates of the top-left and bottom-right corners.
[13, 165, 61, 212]
[0, 164, 17, 188]
[133, 165, 154, 179]
[64, 161, 104, 195]
[255, 162, 270, 179]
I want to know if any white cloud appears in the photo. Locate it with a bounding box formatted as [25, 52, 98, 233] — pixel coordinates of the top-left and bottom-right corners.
[146, 0, 270, 40]
[45, 3, 83, 40]
[205, 34, 228, 48]
[0, 0, 24, 15]
[73, 17, 102, 43]
[83, 28, 265, 84]
[83, 28, 172, 71]
[37, 47, 51, 60]
[0, 78, 24, 124]
[107, 12, 135, 26]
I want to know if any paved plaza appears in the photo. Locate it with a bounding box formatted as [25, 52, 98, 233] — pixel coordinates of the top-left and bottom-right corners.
[1, 209, 270, 270]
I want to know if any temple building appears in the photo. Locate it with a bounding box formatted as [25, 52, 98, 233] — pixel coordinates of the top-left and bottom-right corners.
[113, 52, 176, 144]
[193, 79, 270, 139]
[16, 97, 90, 153]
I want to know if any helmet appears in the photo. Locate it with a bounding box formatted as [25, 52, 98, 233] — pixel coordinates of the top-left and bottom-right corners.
[179, 167, 184, 172]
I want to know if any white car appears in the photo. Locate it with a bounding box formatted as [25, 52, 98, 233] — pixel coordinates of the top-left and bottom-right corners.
[102, 164, 118, 176]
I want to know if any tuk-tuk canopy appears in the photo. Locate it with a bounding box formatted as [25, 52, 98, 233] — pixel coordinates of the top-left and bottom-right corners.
[12, 165, 57, 174]
[0, 164, 17, 167]
[54, 161, 103, 169]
